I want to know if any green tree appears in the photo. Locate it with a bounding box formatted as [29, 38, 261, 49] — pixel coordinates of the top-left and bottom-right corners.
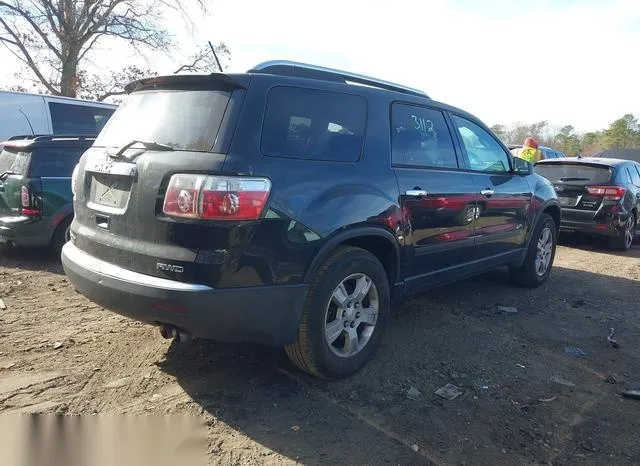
[554, 125, 581, 156]
[581, 131, 605, 156]
[603, 114, 640, 149]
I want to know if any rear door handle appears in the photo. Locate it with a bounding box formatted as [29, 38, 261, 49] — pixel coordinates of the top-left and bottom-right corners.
[480, 189, 495, 196]
[405, 189, 428, 197]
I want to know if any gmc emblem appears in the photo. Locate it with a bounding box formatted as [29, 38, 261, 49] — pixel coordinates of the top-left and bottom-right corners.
[157, 263, 184, 274]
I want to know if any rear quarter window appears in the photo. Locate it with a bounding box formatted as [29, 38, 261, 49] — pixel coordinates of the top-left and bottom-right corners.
[29, 147, 86, 177]
[261, 86, 367, 162]
[0, 148, 29, 176]
[49, 102, 115, 135]
[0, 148, 18, 173]
[534, 163, 613, 184]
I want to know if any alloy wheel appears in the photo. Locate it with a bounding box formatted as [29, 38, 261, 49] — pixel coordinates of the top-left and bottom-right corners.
[535, 227, 553, 276]
[324, 273, 379, 358]
[624, 215, 635, 249]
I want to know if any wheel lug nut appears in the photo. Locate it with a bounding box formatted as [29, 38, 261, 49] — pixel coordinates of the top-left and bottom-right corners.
[350, 322, 355, 328]
[356, 312, 360, 318]
[344, 321, 348, 327]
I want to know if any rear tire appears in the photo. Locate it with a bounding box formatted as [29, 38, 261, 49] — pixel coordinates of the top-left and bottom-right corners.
[509, 213, 557, 288]
[285, 246, 390, 379]
[52, 216, 72, 255]
[609, 213, 636, 251]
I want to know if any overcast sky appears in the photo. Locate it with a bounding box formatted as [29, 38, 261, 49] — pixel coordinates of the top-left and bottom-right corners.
[1, 0, 638, 132]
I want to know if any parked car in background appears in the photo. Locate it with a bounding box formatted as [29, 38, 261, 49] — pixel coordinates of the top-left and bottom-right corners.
[0, 135, 95, 253]
[61, 60, 560, 379]
[509, 144, 566, 160]
[0, 91, 116, 145]
[535, 157, 640, 251]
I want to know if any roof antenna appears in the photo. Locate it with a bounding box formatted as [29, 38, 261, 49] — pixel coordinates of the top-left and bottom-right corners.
[18, 109, 35, 136]
[208, 41, 223, 72]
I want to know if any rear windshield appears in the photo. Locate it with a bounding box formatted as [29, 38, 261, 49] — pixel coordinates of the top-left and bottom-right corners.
[29, 147, 86, 177]
[94, 89, 230, 152]
[0, 146, 86, 177]
[535, 163, 613, 184]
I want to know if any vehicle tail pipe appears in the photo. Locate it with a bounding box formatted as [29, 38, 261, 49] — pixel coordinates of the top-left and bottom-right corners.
[159, 324, 192, 343]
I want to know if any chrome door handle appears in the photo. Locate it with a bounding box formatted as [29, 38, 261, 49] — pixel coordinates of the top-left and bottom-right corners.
[480, 189, 495, 196]
[405, 189, 428, 197]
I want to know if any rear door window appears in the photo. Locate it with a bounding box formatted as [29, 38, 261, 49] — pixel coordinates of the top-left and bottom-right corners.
[261, 86, 367, 162]
[391, 103, 458, 168]
[49, 102, 115, 135]
[534, 163, 613, 184]
[29, 147, 86, 177]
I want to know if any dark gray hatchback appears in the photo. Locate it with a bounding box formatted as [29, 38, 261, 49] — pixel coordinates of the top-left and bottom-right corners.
[535, 157, 640, 250]
[62, 61, 561, 378]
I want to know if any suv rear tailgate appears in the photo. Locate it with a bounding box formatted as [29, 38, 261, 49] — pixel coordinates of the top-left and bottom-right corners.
[71, 76, 247, 286]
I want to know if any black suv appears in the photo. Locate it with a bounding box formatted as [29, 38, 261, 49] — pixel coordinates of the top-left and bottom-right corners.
[62, 61, 561, 378]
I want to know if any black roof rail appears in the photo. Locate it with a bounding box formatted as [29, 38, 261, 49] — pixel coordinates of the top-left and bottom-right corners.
[249, 60, 429, 99]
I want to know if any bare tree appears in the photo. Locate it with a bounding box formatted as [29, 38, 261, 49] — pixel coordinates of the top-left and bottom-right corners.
[0, 0, 220, 99]
[174, 42, 229, 74]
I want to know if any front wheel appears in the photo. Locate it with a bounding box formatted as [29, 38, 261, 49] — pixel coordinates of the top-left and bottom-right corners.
[285, 246, 390, 379]
[509, 213, 557, 288]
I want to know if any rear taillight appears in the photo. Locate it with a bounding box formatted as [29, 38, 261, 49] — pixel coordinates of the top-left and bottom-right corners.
[162, 174, 271, 220]
[20, 185, 40, 216]
[586, 185, 627, 201]
[21, 185, 30, 208]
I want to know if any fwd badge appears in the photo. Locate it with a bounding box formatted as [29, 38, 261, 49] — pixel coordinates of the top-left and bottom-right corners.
[157, 263, 184, 274]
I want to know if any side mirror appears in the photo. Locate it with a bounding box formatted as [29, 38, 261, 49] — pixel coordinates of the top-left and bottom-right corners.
[512, 156, 533, 175]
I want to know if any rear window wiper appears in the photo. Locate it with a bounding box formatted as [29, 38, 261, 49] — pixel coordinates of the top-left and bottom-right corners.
[110, 140, 174, 159]
[558, 177, 590, 182]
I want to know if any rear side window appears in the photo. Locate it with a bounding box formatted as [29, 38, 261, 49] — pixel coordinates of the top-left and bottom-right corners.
[261, 87, 366, 162]
[49, 102, 115, 135]
[534, 163, 612, 184]
[0, 149, 18, 173]
[391, 104, 458, 168]
[627, 165, 640, 186]
[633, 165, 640, 186]
[29, 147, 86, 177]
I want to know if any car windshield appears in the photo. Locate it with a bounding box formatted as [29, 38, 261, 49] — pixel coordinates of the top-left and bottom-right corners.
[94, 89, 231, 152]
[535, 163, 613, 184]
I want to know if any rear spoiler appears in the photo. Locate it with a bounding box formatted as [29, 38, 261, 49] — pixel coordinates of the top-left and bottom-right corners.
[124, 73, 247, 94]
[2, 135, 97, 150]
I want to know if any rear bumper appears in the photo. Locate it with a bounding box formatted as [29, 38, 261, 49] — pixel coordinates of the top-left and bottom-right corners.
[559, 218, 623, 237]
[0, 216, 51, 247]
[61, 242, 308, 346]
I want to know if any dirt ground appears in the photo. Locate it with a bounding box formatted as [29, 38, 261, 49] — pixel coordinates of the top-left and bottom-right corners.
[1, 236, 639, 465]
